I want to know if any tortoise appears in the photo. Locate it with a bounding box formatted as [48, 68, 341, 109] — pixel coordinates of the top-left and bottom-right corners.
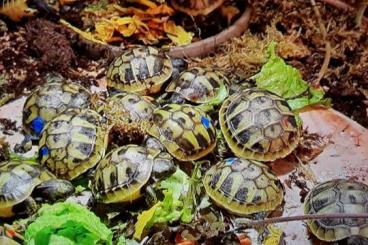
[219, 88, 300, 162]
[92, 144, 176, 204]
[203, 157, 283, 216]
[38, 108, 109, 180]
[304, 179, 368, 242]
[106, 46, 175, 95]
[161, 67, 229, 107]
[22, 80, 92, 138]
[171, 0, 226, 16]
[0, 160, 74, 218]
[146, 104, 217, 161]
[104, 92, 156, 123]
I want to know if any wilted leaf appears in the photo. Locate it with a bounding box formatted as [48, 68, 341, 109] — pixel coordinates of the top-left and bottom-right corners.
[264, 225, 284, 245]
[95, 20, 115, 42]
[164, 21, 194, 46]
[134, 202, 160, 240]
[146, 4, 175, 16]
[60, 19, 106, 45]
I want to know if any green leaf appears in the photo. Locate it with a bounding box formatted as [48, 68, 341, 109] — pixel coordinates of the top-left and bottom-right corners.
[25, 202, 113, 245]
[134, 168, 193, 240]
[252, 41, 330, 112]
[252, 42, 308, 99]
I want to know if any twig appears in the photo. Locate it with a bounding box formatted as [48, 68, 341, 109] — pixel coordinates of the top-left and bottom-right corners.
[234, 213, 368, 230]
[310, 0, 331, 88]
[167, 7, 252, 58]
[321, 0, 368, 29]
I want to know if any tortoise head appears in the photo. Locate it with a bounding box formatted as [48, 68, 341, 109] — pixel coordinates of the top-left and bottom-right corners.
[33, 179, 75, 203]
[151, 152, 176, 182]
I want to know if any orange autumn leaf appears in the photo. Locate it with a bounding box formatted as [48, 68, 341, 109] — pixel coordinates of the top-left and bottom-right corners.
[164, 21, 194, 46]
[146, 4, 175, 16]
[95, 20, 115, 42]
[111, 16, 148, 37]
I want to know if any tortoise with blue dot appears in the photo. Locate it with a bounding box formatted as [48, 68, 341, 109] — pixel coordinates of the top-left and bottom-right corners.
[146, 104, 216, 161]
[219, 88, 300, 162]
[203, 157, 283, 216]
[38, 109, 108, 180]
[22, 81, 92, 138]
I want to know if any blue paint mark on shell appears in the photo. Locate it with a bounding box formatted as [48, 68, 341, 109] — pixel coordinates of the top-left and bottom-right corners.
[201, 116, 210, 129]
[31, 116, 45, 136]
[225, 158, 237, 165]
[39, 146, 49, 158]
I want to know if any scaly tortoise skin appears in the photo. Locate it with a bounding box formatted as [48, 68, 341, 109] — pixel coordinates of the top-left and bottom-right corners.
[93, 144, 174, 203]
[219, 88, 300, 161]
[38, 109, 108, 180]
[147, 104, 216, 161]
[106, 46, 173, 95]
[304, 179, 368, 242]
[171, 0, 226, 16]
[203, 157, 283, 216]
[22, 81, 92, 138]
[165, 67, 229, 105]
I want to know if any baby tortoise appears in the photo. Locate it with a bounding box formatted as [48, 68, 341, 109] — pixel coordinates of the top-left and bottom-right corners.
[203, 157, 283, 216]
[92, 144, 175, 204]
[219, 88, 300, 161]
[304, 179, 368, 242]
[0, 160, 74, 218]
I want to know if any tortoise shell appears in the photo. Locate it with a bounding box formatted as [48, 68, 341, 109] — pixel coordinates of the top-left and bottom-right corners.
[23, 82, 92, 138]
[93, 145, 157, 203]
[219, 88, 300, 161]
[38, 109, 108, 180]
[304, 179, 368, 242]
[171, 0, 226, 16]
[105, 92, 156, 123]
[0, 161, 54, 217]
[147, 104, 216, 161]
[106, 46, 173, 95]
[203, 157, 283, 216]
[165, 67, 229, 104]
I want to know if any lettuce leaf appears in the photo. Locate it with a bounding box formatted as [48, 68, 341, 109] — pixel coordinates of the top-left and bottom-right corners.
[252, 42, 330, 111]
[25, 202, 112, 245]
[133, 168, 192, 240]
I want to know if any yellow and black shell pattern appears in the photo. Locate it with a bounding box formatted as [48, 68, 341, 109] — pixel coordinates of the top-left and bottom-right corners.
[106, 46, 173, 95]
[147, 104, 216, 161]
[23, 82, 92, 138]
[219, 88, 300, 162]
[105, 92, 156, 123]
[203, 157, 283, 216]
[304, 179, 368, 242]
[38, 109, 108, 180]
[93, 145, 156, 203]
[0, 161, 54, 218]
[171, 0, 225, 16]
[165, 67, 229, 104]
